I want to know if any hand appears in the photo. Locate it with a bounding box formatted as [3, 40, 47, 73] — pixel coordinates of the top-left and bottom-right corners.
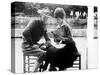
[45, 41, 51, 47]
[40, 45, 46, 50]
[32, 44, 39, 49]
[56, 36, 65, 41]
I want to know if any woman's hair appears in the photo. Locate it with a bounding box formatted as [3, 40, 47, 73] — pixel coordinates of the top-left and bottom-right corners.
[54, 7, 66, 19]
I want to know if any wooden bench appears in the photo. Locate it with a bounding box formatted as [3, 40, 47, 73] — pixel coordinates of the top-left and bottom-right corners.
[23, 50, 45, 73]
[23, 51, 81, 73]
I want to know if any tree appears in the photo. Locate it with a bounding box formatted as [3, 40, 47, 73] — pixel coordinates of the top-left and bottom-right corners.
[11, 2, 25, 14]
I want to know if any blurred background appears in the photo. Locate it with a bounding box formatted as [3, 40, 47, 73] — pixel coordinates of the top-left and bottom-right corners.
[11, 2, 88, 29]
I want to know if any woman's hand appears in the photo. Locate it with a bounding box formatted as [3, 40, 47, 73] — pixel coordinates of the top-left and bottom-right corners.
[45, 40, 51, 47]
[56, 36, 66, 41]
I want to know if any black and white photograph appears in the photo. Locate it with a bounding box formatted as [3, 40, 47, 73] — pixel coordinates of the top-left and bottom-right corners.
[11, 1, 98, 73]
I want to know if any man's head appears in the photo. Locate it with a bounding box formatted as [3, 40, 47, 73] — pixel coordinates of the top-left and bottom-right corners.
[38, 9, 50, 24]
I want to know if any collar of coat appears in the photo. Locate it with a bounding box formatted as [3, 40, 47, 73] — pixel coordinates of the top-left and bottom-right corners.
[56, 20, 67, 29]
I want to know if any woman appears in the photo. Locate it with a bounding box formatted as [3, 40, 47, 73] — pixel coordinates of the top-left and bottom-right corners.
[44, 7, 79, 71]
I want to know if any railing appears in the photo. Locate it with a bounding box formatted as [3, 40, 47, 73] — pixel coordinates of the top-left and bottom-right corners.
[11, 29, 87, 38]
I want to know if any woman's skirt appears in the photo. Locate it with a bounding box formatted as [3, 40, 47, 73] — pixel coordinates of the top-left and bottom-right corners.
[45, 41, 79, 68]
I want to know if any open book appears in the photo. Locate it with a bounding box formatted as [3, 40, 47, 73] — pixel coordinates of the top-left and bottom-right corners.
[49, 38, 66, 49]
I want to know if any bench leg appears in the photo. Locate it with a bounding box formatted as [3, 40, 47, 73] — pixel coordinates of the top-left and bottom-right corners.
[27, 55, 30, 73]
[79, 55, 81, 70]
[23, 55, 26, 73]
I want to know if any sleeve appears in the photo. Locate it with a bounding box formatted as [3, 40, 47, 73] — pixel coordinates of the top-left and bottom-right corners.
[62, 25, 75, 44]
[22, 29, 33, 46]
[64, 25, 72, 38]
[43, 27, 50, 41]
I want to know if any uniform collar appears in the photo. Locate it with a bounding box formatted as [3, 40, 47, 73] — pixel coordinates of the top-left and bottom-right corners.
[56, 20, 66, 29]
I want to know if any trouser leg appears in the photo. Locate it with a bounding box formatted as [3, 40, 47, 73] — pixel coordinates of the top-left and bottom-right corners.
[34, 52, 46, 72]
[49, 64, 57, 71]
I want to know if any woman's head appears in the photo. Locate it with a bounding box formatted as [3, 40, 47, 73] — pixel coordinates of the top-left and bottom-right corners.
[54, 7, 66, 25]
[54, 7, 66, 19]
